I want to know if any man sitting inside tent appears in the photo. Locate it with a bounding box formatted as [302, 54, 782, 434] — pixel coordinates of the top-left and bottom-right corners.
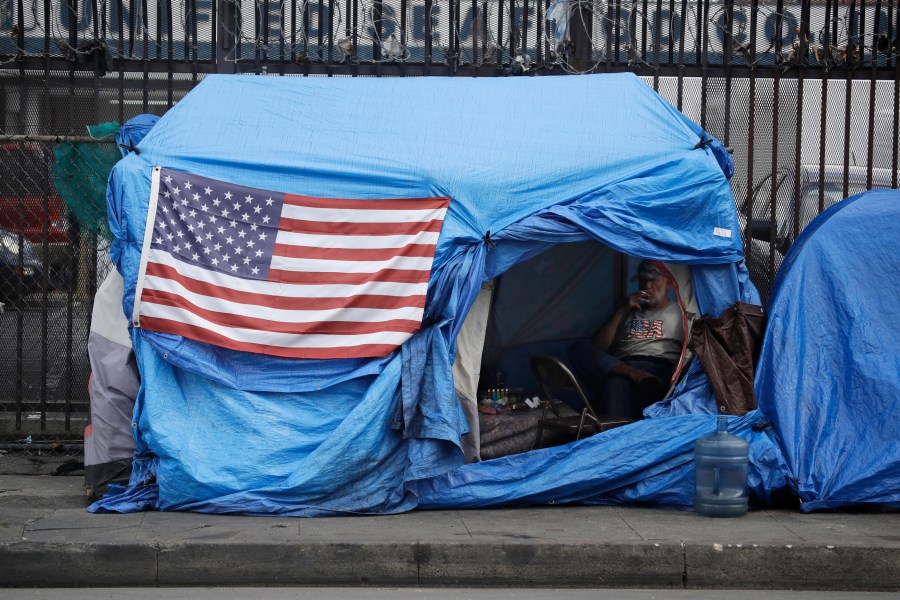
[568, 260, 684, 420]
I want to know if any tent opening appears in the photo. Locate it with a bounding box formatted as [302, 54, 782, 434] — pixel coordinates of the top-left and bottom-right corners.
[452, 239, 697, 462]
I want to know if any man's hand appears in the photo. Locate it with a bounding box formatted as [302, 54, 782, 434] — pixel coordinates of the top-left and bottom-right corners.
[627, 289, 652, 310]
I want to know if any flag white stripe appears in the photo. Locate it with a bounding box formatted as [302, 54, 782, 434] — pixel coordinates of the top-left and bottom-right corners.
[281, 204, 446, 224]
[143, 274, 425, 323]
[270, 255, 435, 273]
[275, 230, 440, 249]
[146, 249, 429, 297]
[141, 303, 413, 348]
[133, 167, 163, 326]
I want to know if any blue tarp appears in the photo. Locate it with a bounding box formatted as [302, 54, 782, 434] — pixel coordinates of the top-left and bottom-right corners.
[757, 189, 900, 511]
[92, 73, 787, 516]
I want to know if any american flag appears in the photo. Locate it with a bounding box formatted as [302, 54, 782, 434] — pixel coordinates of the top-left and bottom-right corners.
[133, 167, 450, 359]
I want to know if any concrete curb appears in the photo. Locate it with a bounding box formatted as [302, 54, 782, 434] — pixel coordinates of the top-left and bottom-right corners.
[2, 540, 898, 590]
[1, 477, 898, 591]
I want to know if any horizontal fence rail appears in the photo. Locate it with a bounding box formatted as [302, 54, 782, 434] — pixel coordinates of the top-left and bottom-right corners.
[0, 0, 898, 447]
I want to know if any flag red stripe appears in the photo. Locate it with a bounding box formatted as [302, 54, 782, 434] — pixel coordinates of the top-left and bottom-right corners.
[268, 267, 430, 285]
[284, 194, 450, 211]
[144, 262, 426, 310]
[140, 316, 399, 359]
[141, 289, 422, 335]
[272, 243, 438, 261]
[279, 217, 445, 236]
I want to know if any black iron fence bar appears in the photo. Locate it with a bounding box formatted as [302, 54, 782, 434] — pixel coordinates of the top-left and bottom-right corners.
[520, 0, 528, 59]
[537, 0, 544, 67]
[143, 0, 150, 113]
[303, 0, 310, 73]
[40, 149, 50, 431]
[15, 197, 25, 431]
[7, 56, 900, 79]
[694, 0, 702, 65]
[290, 0, 297, 66]
[192, 0, 200, 81]
[895, 19, 900, 188]
[328, 0, 335, 70]
[65, 220, 75, 433]
[700, 0, 710, 131]
[486, 0, 492, 68]
[676, 0, 687, 109]
[743, 0, 757, 258]
[471, 0, 477, 68]
[667, 0, 674, 64]
[843, 1, 857, 199]
[723, 0, 733, 148]
[353, 0, 361, 73]
[15, 0, 25, 68]
[605, 0, 613, 72]
[316, 0, 325, 57]
[817, 0, 831, 215]
[493, 0, 500, 71]
[631, 0, 639, 68]
[457, 0, 463, 68]
[262, 0, 270, 63]
[643, 0, 650, 72]
[426, 0, 432, 67]
[279, 0, 286, 76]
[613, 0, 620, 64]
[39, 0, 48, 129]
[792, 0, 811, 241]
[168, 0, 175, 105]
[155, 0, 162, 59]
[450, 0, 458, 69]
[867, 0, 883, 191]
[767, 0, 783, 291]
[653, 0, 663, 91]
[128, 0, 137, 56]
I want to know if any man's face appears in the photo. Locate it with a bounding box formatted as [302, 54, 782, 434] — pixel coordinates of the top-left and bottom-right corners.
[638, 275, 669, 308]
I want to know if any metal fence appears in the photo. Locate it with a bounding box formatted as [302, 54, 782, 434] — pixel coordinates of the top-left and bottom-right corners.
[1, 0, 898, 446]
[0, 135, 115, 452]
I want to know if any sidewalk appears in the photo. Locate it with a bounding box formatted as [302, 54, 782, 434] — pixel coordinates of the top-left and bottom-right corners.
[0, 474, 898, 590]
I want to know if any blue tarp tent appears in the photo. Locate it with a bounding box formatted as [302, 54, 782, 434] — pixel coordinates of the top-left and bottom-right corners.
[757, 189, 900, 512]
[93, 73, 791, 516]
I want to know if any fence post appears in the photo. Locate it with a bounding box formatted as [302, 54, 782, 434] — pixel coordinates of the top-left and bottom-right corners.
[217, 0, 239, 72]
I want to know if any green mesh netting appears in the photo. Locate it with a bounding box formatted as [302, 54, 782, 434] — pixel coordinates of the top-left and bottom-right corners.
[52, 122, 122, 249]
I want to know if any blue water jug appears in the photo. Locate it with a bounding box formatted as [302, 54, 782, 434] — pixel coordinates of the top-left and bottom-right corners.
[694, 415, 749, 517]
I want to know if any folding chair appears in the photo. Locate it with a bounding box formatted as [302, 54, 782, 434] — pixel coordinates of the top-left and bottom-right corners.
[529, 354, 633, 450]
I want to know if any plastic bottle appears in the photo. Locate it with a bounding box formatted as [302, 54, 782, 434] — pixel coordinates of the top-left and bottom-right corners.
[694, 415, 749, 517]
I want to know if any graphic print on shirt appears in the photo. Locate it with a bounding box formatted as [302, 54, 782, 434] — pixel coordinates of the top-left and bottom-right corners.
[623, 319, 664, 340]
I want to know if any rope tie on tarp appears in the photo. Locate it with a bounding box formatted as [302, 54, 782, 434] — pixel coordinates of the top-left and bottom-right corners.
[118, 133, 141, 155]
[694, 136, 714, 150]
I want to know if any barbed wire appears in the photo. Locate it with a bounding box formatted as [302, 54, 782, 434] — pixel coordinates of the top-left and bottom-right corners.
[1, 0, 899, 71]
